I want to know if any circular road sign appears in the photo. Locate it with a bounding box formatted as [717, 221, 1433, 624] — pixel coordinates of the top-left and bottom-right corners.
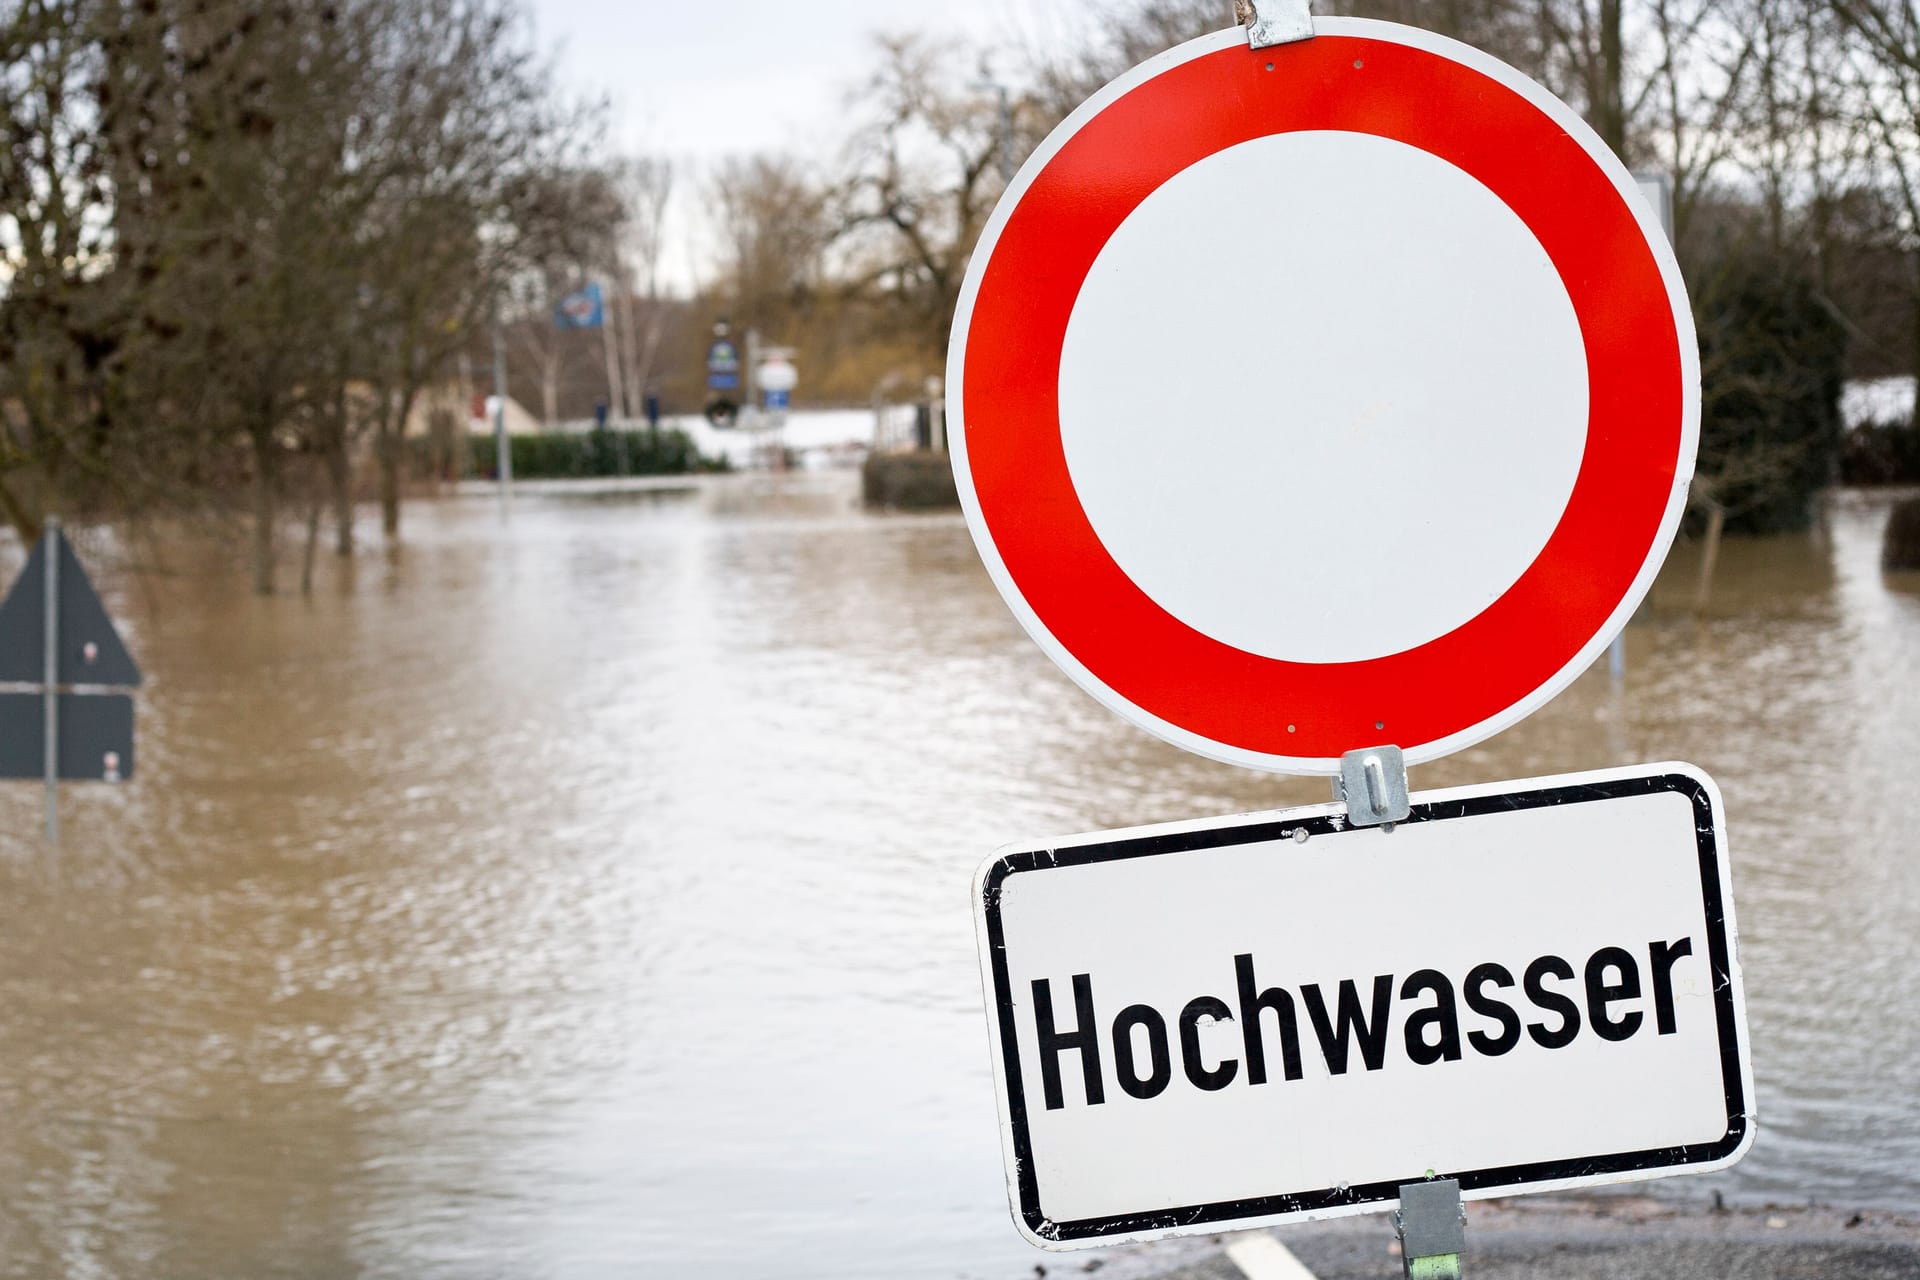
[947, 19, 1698, 774]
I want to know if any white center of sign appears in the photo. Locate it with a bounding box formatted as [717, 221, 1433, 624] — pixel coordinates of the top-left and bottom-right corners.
[1058, 131, 1589, 664]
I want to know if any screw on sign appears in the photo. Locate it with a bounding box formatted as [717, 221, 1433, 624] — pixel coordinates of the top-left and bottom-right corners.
[947, 17, 1698, 774]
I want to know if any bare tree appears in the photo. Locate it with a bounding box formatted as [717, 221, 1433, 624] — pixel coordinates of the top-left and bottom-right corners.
[613, 155, 673, 412]
[1833, 0, 1920, 389]
[833, 34, 1042, 364]
[710, 154, 831, 345]
[82, 0, 382, 593]
[0, 0, 111, 542]
[503, 165, 626, 426]
[342, 0, 598, 544]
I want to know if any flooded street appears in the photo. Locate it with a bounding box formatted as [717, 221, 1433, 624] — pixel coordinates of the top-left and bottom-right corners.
[0, 473, 1916, 1279]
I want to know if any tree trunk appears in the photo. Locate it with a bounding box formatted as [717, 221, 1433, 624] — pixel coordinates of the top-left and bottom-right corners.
[1911, 251, 1920, 404]
[635, 299, 666, 404]
[542, 356, 558, 428]
[1693, 503, 1725, 615]
[0, 478, 41, 546]
[327, 378, 354, 556]
[378, 425, 401, 540]
[618, 285, 642, 411]
[1598, 0, 1627, 160]
[378, 386, 419, 541]
[251, 428, 279, 596]
[301, 489, 322, 596]
[328, 431, 354, 556]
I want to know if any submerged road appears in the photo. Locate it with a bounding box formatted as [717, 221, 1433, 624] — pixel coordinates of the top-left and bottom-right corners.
[1135, 1197, 1920, 1280]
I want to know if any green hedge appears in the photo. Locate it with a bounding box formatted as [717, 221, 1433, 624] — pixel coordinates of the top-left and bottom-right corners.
[1842, 421, 1920, 485]
[1692, 250, 1849, 533]
[862, 450, 958, 510]
[468, 427, 725, 480]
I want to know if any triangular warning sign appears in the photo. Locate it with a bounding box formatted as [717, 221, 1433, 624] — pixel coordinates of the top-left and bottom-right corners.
[0, 530, 142, 686]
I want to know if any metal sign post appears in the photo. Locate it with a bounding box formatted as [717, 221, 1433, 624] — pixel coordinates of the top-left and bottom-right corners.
[42, 517, 58, 842]
[1395, 1180, 1465, 1280]
[492, 315, 513, 513]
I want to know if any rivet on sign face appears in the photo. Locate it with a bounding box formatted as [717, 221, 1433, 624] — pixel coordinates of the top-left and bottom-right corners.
[1354, 60, 1365, 69]
[1291, 828, 1310, 844]
[1376, 720, 1386, 731]
[1287, 724, 1296, 733]
[1265, 62, 1274, 71]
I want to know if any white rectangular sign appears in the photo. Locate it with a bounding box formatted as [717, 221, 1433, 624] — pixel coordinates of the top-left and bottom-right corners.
[973, 763, 1753, 1250]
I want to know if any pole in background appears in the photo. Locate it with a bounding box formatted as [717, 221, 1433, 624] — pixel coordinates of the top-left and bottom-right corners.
[744, 327, 762, 463]
[996, 87, 1012, 185]
[601, 279, 627, 419]
[971, 77, 1014, 185]
[492, 317, 512, 512]
[745, 328, 761, 413]
[1609, 171, 1676, 689]
[42, 516, 59, 844]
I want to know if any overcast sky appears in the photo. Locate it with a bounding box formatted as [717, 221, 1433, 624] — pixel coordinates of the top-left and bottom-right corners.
[523, 1, 1084, 291]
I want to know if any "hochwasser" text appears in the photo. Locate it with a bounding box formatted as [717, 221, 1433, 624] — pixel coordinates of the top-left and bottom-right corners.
[1028, 938, 1696, 1110]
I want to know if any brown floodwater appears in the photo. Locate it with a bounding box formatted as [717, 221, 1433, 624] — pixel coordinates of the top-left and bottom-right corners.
[0, 474, 1915, 1279]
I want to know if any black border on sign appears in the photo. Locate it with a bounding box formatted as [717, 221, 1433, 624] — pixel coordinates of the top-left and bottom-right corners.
[978, 771, 1747, 1245]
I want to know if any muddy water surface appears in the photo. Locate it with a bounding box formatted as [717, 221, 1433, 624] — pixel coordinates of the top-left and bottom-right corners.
[0, 476, 1915, 1278]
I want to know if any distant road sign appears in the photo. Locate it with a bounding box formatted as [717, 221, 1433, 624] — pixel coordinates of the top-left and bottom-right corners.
[707, 339, 741, 391]
[553, 282, 605, 329]
[0, 692, 133, 780]
[947, 20, 1698, 773]
[974, 764, 1752, 1249]
[0, 532, 142, 686]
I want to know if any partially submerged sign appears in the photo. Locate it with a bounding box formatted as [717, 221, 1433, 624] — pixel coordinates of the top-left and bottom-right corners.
[0, 692, 133, 780]
[0, 525, 142, 798]
[974, 765, 1752, 1249]
[0, 530, 142, 687]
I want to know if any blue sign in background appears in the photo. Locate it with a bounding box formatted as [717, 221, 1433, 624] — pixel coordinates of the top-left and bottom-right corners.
[707, 341, 740, 391]
[554, 283, 604, 329]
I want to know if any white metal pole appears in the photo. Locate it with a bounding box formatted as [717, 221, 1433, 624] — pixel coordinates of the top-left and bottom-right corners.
[601, 284, 626, 420]
[42, 517, 59, 844]
[492, 318, 513, 511]
[745, 328, 762, 464]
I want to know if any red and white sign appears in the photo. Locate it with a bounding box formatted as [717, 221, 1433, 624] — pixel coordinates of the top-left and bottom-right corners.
[947, 20, 1699, 773]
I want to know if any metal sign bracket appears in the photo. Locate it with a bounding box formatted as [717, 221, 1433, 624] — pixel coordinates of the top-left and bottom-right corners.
[1395, 1177, 1466, 1278]
[1235, 0, 1314, 49]
[1332, 744, 1410, 828]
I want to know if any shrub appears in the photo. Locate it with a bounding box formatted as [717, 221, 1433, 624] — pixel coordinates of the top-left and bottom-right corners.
[467, 427, 726, 480]
[1691, 250, 1849, 533]
[1841, 420, 1920, 485]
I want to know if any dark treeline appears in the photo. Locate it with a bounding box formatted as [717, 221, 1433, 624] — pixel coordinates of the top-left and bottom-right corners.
[11, 0, 1920, 591]
[0, 0, 648, 592]
[700, 0, 1920, 531]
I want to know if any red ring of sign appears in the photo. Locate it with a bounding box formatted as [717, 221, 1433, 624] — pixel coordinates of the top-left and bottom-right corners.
[959, 32, 1681, 762]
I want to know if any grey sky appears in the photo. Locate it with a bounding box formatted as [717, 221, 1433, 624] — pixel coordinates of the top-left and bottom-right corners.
[525, 1, 1076, 290]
